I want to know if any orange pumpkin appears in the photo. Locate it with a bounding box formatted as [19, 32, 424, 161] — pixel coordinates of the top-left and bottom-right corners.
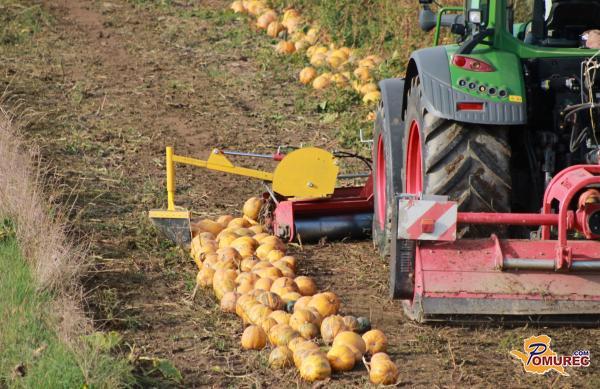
[261, 317, 278, 335]
[213, 276, 236, 300]
[369, 357, 399, 385]
[298, 322, 319, 340]
[289, 309, 317, 331]
[253, 277, 273, 292]
[256, 291, 284, 311]
[268, 310, 291, 325]
[300, 353, 331, 382]
[294, 276, 317, 296]
[196, 267, 215, 288]
[293, 296, 313, 312]
[293, 340, 321, 368]
[269, 346, 294, 369]
[247, 303, 273, 326]
[226, 217, 248, 229]
[243, 196, 264, 220]
[370, 352, 391, 364]
[362, 329, 387, 354]
[241, 325, 267, 350]
[254, 266, 282, 280]
[266, 249, 286, 262]
[235, 272, 258, 285]
[203, 254, 219, 269]
[326, 344, 356, 372]
[320, 315, 347, 344]
[342, 315, 360, 332]
[220, 291, 239, 313]
[236, 280, 255, 294]
[308, 292, 340, 317]
[216, 214, 234, 227]
[279, 255, 297, 271]
[287, 336, 305, 353]
[240, 258, 258, 272]
[271, 277, 298, 292]
[332, 331, 366, 362]
[268, 324, 299, 347]
[281, 291, 302, 304]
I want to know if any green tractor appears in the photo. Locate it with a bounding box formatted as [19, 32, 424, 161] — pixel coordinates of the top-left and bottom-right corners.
[373, 0, 600, 321]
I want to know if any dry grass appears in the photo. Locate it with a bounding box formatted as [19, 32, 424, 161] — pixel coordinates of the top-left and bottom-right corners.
[0, 102, 133, 386]
[0, 105, 86, 296]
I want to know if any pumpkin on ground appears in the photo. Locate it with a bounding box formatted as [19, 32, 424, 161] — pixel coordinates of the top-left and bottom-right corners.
[266, 21, 284, 38]
[268, 310, 291, 325]
[363, 329, 387, 354]
[243, 197, 263, 220]
[300, 353, 332, 382]
[269, 346, 294, 369]
[332, 331, 367, 362]
[298, 322, 319, 340]
[327, 344, 356, 372]
[293, 296, 312, 312]
[276, 41, 296, 55]
[369, 356, 399, 385]
[342, 315, 360, 332]
[261, 317, 278, 334]
[256, 291, 284, 311]
[220, 291, 239, 313]
[289, 309, 317, 331]
[268, 324, 299, 347]
[196, 267, 215, 288]
[308, 292, 340, 317]
[294, 276, 317, 296]
[299, 67, 317, 85]
[293, 340, 321, 368]
[320, 315, 347, 344]
[253, 277, 273, 292]
[241, 325, 267, 350]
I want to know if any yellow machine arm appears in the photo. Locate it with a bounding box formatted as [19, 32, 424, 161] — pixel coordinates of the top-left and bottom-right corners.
[165, 146, 339, 211]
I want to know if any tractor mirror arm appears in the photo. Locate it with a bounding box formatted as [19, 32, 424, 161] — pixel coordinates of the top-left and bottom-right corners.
[455, 28, 494, 55]
[419, 5, 464, 32]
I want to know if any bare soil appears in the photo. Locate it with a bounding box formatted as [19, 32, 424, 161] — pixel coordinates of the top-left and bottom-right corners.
[2, 0, 600, 387]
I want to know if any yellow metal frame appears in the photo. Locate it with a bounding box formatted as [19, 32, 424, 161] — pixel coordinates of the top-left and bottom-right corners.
[163, 146, 339, 212]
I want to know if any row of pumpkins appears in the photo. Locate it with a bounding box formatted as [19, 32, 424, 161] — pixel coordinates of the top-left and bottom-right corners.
[190, 196, 399, 384]
[229, 0, 383, 106]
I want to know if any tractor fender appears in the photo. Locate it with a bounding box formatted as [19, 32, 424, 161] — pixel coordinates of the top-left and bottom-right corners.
[404, 47, 527, 125]
[378, 78, 406, 135]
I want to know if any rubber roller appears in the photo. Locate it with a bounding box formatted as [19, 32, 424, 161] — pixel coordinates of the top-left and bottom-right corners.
[294, 213, 373, 242]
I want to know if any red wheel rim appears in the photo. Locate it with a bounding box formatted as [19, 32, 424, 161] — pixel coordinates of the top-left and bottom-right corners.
[376, 134, 386, 229]
[406, 120, 423, 194]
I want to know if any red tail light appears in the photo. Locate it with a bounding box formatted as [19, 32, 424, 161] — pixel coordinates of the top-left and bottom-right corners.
[452, 55, 494, 72]
[457, 102, 485, 111]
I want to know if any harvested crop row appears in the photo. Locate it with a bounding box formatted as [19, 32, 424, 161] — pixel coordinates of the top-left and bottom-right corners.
[230, 1, 383, 109]
[190, 197, 398, 384]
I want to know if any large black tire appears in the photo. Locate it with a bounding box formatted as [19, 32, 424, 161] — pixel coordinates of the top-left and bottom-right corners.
[372, 101, 403, 257]
[390, 77, 512, 299]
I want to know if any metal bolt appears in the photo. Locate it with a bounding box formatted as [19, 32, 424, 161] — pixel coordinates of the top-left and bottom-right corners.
[307, 181, 314, 188]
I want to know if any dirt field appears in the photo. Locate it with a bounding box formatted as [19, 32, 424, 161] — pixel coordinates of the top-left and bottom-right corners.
[2, 0, 600, 387]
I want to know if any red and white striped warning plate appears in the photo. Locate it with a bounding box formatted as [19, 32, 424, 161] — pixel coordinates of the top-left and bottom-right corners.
[397, 197, 457, 241]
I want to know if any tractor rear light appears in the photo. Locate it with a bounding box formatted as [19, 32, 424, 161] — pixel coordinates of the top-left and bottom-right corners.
[456, 102, 485, 111]
[452, 55, 495, 72]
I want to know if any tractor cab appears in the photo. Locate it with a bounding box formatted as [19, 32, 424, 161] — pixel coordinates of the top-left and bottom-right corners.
[510, 0, 600, 47]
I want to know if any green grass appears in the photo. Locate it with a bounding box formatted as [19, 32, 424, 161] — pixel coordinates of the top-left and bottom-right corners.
[0, 228, 133, 388]
[0, 236, 85, 387]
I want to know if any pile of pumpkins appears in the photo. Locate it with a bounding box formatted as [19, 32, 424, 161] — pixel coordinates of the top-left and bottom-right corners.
[229, 0, 383, 107]
[190, 196, 399, 384]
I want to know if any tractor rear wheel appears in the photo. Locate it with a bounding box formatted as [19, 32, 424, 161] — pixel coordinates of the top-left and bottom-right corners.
[389, 77, 512, 299]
